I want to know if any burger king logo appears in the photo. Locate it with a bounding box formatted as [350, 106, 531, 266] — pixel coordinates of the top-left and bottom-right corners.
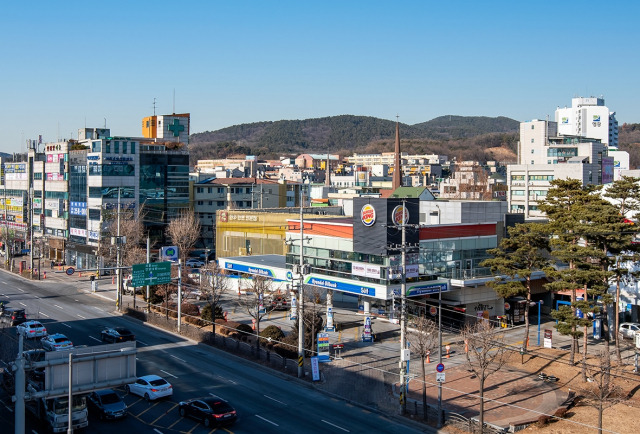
[361, 204, 376, 227]
[391, 205, 409, 227]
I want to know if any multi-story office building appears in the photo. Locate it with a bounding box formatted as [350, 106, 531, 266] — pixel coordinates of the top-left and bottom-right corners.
[508, 119, 612, 219]
[555, 97, 618, 148]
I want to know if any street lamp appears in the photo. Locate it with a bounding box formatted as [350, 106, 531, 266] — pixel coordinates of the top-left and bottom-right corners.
[437, 282, 443, 428]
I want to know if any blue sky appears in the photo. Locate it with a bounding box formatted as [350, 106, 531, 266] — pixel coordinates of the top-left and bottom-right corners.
[1, 1, 638, 153]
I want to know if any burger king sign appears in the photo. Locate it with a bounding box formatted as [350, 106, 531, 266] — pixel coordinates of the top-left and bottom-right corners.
[361, 204, 376, 227]
[391, 205, 409, 227]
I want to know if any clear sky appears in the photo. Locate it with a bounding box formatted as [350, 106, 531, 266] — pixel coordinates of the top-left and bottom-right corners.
[1, 0, 638, 153]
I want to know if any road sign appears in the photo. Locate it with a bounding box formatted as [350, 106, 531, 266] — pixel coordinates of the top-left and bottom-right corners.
[436, 372, 445, 382]
[65, 267, 75, 276]
[131, 261, 172, 287]
[436, 363, 445, 372]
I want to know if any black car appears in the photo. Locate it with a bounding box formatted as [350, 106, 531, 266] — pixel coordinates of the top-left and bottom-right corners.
[178, 396, 237, 428]
[100, 327, 135, 343]
[0, 307, 27, 326]
[88, 389, 128, 420]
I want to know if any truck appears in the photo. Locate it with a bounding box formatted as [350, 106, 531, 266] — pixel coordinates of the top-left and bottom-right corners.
[26, 383, 89, 433]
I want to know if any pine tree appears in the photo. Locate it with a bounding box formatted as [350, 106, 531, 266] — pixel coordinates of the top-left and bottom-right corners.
[481, 222, 551, 350]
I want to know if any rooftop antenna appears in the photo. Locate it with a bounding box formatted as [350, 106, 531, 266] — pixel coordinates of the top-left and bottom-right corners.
[173, 88, 175, 114]
[104, 117, 107, 129]
[153, 97, 157, 116]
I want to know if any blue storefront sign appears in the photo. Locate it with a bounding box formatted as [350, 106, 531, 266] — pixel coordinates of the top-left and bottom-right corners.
[406, 282, 448, 296]
[224, 262, 275, 277]
[305, 276, 375, 296]
[70, 201, 87, 216]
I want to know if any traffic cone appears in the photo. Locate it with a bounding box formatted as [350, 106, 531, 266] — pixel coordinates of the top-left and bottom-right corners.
[43, 271, 46, 279]
[252, 319, 256, 331]
[426, 351, 431, 364]
[464, 340, 468, 353]
[112, 276, 115, 284]
[79, 272, 82, 277]
[446, 346, 450, 359]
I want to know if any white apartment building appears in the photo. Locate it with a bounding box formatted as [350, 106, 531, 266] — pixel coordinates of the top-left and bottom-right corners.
[555, 96, 618, 148]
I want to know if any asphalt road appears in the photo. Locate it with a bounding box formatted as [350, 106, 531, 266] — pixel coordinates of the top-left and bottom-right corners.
[0, 271, 426, 434]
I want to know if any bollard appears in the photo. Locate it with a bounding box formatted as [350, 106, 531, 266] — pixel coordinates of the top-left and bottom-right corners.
[43, 271, 46, 279]
[79, 272, 82, 277]
[112, 276, 115, 284]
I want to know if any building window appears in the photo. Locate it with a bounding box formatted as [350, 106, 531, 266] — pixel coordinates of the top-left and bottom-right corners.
[531, 149, 534, 154]
[208, 201, 213, 205]
[123, 142, 128, 154]
[245, 201, 251, 207]
[217, 188, 224, 194]
[207, 187, 212, 193]
[92, 141, 101, 152]
[130, 142, 135, 154]
[105, 142, 111, 153]
[89, 209, 101, 220]
[114, 141, 120, 153]
[197, 187, 203, 193]
[531, 125, 535, 129]
[197, 201, 204, 205]
[217, 201, 224, 206]
[531, 138, 534, 143]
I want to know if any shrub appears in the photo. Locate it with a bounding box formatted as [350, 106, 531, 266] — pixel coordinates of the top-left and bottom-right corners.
[553, 407, 568, 419]
[259, 325, 285, 344]
[181, 302, 200, 316]
[201, 304, 225, 323]
[537, 415, 551, 426]
[237, 323, 253, 336]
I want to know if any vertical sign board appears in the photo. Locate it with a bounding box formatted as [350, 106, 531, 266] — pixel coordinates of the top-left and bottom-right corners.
[362, 316, 373, 342]
[544, 329, 553, 349]
[311, 356, 320, 382]
[325, 307, 335, 331]
[290, 295, 297, 320]
[317, 332, 330, 362]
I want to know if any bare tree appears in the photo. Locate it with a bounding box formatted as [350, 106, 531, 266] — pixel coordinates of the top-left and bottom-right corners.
[408, 316, 438, 421]
[579, 350, 626, 433]
[303, 287, 325, 357]
[96, 207, 145, 271]
[235, 276, 273, 357]
[199, 262, 230, 341]
[461, 321, 508, 432]
[166, 211, 201, 266]
[0, 226, 18, 270]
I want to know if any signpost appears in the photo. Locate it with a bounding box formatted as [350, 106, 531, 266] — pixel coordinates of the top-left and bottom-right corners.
[317, 333, 330, 362]
[544, 329, 553, 349]
[131, 262, 172, 287]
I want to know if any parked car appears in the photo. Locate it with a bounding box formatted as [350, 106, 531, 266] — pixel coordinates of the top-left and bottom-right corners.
[125, 375, 173, 401]
[619, 322, 640, 340]
[41, 333, 74, 351]
[0, 307, 27, 326]
[16, 320, 47, 339]
[178, 395, 237, 428]
[88, 389, 128, 420]
[185, 259, 205, 268]
[100, 327, 135, 343]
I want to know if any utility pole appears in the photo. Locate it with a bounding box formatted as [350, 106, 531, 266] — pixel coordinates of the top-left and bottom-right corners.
[178, 259, 182, 333]
[14, 333, 25, 434]
[437, 283, 443, 428]
[297, 195, 305, 378]
[399, 199, 408, 415]
[67, 353, 73, 434]
[146, 236, 150, 312]
[116, 189, 122, 311]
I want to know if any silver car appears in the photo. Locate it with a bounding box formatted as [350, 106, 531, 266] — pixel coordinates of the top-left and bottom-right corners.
[619, 322, 640, 340]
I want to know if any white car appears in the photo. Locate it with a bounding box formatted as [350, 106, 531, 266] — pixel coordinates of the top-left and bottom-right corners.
[619, 322, 640, 340]
[185, 259, 205, 268]
[41, 333, 74, 351]
[125, 375, 173, 401]
[16, 320, 47, 339]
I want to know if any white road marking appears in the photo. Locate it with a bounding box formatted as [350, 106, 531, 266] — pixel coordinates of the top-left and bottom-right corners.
[19, 302, 27, 307]
[255, 414, 279, 426]
[92, 306, 102, 311]
[89, 336, 102, 342]
[53, 304, 64, 309]
[263, 395, 287, 405]
[34, 296, 40, 299]
[18, 288, 24, 292]
[74, 299, 79, 302]
[170, 355, 185, 362]
[154, 429, 164, 434]
[136, 340, 148, 346]
[322, 420, 349, 432]
[61, 323, 72, 328]
[77, 314, 86, 319]
[38, 312, 49, 318]
[160, 370, 177, 378]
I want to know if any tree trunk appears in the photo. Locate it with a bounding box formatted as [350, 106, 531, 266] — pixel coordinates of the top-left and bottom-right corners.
[570, 287, 576, 365]
[421, 355, 427, 421]
[211, 302, 217, 344]
[255, 315, 261, 358]
[602, 303, 611, 355]
[581, 325, 588, 382]
[478, 376, 485, 434]
[615, 276, 622, 364]
[598, 401, 603, 433]
[523, 280, 531, 349]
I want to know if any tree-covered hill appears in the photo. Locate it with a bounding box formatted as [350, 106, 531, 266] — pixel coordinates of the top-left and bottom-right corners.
[188, 115, 521, 163]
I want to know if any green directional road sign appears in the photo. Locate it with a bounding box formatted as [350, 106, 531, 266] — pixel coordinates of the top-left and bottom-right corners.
[131, 261, 172, 287]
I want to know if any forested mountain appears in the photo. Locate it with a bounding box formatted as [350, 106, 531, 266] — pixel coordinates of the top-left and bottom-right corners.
[188, 116, 640, 168]
[189, 115, 520, 163]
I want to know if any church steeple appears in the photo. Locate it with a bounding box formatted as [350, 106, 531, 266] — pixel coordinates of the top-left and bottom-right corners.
[392, 116, 402, 190]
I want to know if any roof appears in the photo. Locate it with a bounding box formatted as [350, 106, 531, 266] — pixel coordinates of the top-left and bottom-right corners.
[390, 186, 427, 198]
[202, 178, 300, 185]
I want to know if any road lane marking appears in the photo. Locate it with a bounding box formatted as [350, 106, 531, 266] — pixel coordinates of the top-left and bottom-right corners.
[322, 420, 349, 432]
[18, 288, 24, 292]
[170, 355, 185, 362]
[53, 304, 64, 309]
[255, 414, 279, 426]
[137, 340, 148, 346]
[38, 312, 49, 318]
[89, 336, 102, 342]
[167, 417, 182, 429]
[160, 370, 178, 378]
[150, 403, 178, 425]
[34, 296, 40, 299]
[74, 299, 79, 302]
[135, 401, 160, 417]
[154, 429, 164, 434]
[263, 395, 286, 405]
[77, 314, 86, 319]
[61, 323, 72, 328]
[19, 302, 27, 307]
[92, 306, 102, 311]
